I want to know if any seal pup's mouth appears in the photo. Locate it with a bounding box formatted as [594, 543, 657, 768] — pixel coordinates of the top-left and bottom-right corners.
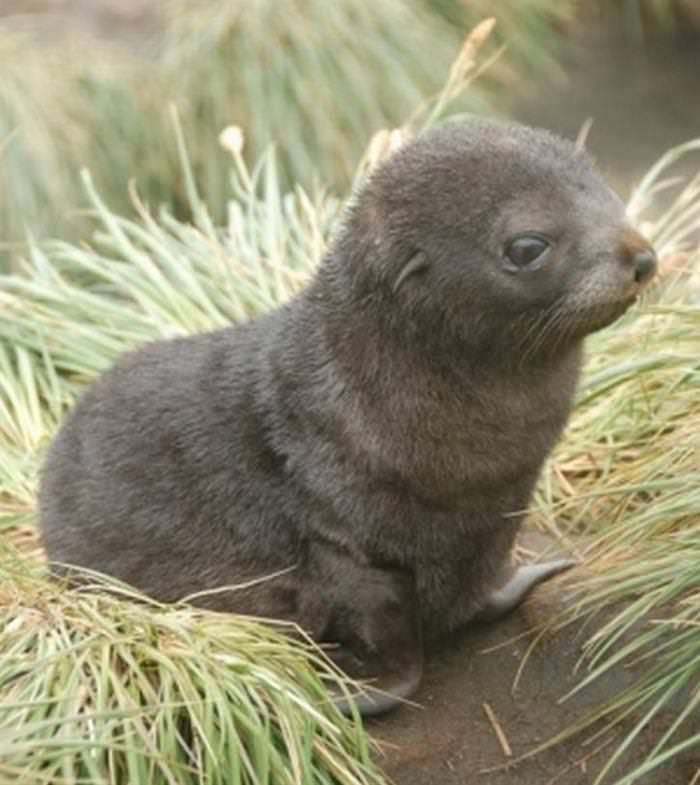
[562, 295, 638, 335]
[518, 295, 638, 361]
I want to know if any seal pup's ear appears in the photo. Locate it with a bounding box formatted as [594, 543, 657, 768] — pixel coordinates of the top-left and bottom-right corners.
[393, 250, 430, 293]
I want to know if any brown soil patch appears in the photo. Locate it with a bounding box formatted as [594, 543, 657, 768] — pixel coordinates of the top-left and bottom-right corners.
[370, 586, 698, 785]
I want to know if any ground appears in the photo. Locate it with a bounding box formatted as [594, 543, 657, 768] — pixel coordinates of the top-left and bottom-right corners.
[372, 580, 699, 784]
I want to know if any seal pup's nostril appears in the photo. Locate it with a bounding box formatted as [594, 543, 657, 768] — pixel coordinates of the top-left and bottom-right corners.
[633, 247, 657, 284]
[616, 228, 657, 287]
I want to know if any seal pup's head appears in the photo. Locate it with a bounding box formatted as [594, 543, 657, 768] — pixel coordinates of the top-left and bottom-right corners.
[327, 120, 656, 359]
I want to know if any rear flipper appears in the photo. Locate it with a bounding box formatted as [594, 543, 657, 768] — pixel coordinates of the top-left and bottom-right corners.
[473, 559, 576, 623]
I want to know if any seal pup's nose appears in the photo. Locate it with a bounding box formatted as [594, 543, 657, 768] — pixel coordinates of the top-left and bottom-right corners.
[633, 247, 657, 284]
[616, 228, 657, 287]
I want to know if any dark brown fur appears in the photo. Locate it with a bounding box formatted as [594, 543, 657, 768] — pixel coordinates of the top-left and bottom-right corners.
[39, 121, 656, 712]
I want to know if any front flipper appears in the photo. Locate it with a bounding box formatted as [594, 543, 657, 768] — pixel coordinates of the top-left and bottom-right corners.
[473, 559, 576, 623]
[329, 566, 423, 717]
[329, 655, 423, 717]
[301, 552, 423, 717]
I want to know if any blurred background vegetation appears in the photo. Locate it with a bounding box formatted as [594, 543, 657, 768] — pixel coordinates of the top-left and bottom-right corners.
[1, 0, 700, 267]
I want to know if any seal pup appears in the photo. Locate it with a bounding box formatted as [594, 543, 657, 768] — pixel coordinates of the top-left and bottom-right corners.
[39, 120, 657, 715]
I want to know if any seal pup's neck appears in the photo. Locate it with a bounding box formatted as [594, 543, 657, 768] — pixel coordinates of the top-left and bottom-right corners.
[286, 252, 583, 507]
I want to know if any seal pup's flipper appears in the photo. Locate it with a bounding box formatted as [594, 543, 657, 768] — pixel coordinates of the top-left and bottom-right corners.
[474, 559, 576, 623]
[328, 657, 423, 717]
[303, 553, 423, 717]
[326, 572, 423, 716]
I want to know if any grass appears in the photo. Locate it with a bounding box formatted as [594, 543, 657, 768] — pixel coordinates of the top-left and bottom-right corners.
[0, 0, 504, 266]
[0, 544, 381, 785]
[0, 27, 160, 267]
[7, 0, 695, 269]
[524, 143, 700, 784]
[0, 31, 94, 255]
[0, 15, 699, 784]
[158, 0, 478, 195]
[427, 0, 577, 74]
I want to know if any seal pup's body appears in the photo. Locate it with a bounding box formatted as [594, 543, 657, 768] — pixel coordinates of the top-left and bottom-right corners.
[40, 121, 656, 714]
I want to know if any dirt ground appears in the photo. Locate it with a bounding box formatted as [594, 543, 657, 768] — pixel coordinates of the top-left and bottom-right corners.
[3, 4, 700, 783]
[370, 579, 699, 785]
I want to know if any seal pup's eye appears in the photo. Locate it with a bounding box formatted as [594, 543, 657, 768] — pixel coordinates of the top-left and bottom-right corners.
[504, 234, 551, 271]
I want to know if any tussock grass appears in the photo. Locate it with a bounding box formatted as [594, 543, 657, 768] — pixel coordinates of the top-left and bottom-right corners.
[527, 144, 700, 784]
[0, 26, 158, 264]
[0, 543, 381, 785]
[428, 0, 577, 74]
[3, 0, 699, 264]
[0, 0, 503, 265]
[0, 31, 92, 252]
[158, 0, 478, 196]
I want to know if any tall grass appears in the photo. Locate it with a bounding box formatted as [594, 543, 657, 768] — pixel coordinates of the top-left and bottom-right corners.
[0, 32, 92, 252]
[0, 545, 383, 785]
[0, 1, 502, 265]
[0, 27, 160, 264]
[159, 0, 474, 196]
[3, 0, 697, 268]
[428, 0, 576, 73]
[526, 143, 700, 784]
